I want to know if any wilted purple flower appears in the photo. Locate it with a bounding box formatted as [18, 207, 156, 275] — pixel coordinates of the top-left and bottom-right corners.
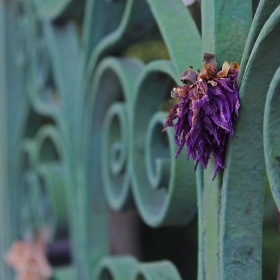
[163, 53, 240, 180]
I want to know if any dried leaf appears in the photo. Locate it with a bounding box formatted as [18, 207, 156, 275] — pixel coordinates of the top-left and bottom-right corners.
[216, 61, 230, 78]
[180, 66, 197, 84]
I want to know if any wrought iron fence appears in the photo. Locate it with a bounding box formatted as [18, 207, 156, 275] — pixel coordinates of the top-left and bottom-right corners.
[1, 0, 280, 279]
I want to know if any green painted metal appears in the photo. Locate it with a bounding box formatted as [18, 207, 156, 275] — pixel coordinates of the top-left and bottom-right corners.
[34, 0, 85, 20]
[1, 0, 280, 280]
[94, 257, 182, 280]
[18, 126, 69, 241]
[134, 261, 182, 280]
[264, 67, 280, 210]
[220, 5, 280, 279]
[238, 0, 280, 84]
[54, 265, 75, 280]
[95, 256, 138, 280]
[131, 60, 197, 227]
[202, 0, 252, 65]
[146, 0, 202, 75]
[199, 1, 252, 279]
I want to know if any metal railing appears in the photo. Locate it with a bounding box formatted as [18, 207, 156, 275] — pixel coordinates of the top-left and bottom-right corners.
[1, 0, 280, 279]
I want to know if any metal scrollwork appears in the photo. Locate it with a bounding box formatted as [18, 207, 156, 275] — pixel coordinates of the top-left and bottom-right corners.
[2, 0, 280, 279]
[264, 66, 280, 210]
[94, 257, 182, 280]
[131, 61, 197, 227]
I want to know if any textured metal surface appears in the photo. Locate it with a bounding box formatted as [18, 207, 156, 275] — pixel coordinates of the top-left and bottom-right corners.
[221, 5, 280, 279]
[264, 66, 280, 211]
[1, 0, 280, 279]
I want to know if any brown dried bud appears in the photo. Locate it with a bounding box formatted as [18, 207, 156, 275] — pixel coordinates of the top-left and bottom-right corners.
[198, 64, 216, 80]
[230, 61, 240, 70]
[180, 66, 197, 85]
[171, 85, 190, 98]
[202, 52, 217, 69]
[216, 61, 230, 79]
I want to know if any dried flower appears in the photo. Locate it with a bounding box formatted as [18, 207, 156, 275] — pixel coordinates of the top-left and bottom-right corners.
[5, 229, 52, 280]
[163, 53, 240, 180]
